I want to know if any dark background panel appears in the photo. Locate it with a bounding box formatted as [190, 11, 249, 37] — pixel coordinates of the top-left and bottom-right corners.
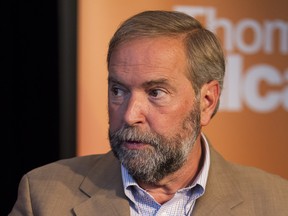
[1, 1, 77, 215]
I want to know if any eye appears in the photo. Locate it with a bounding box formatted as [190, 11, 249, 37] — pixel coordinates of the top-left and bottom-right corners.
[109, 85, 127, 105]
[148, 89, 166, 98]
[111, 86, 125, 97]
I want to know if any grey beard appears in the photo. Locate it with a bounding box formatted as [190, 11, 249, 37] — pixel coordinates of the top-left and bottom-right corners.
[109, 108, 200, 184]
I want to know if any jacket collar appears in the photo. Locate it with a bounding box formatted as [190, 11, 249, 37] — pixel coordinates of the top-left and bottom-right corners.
[73, 152, 130, 216]
[73, 142, 244, 216]
[192, 144, 244, 215]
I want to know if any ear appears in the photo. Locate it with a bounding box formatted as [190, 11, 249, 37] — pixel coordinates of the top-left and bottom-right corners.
[200, 80, 220, 126]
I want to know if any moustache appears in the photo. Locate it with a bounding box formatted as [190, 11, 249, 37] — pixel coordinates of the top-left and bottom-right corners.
[109, 127, 161, 147]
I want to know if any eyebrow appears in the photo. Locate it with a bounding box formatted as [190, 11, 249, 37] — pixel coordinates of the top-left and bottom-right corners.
[108, 77, 122, 85]
[142, 78, 170, 88]
[109, 76, 169, 85]
[108, 76, 175, 91]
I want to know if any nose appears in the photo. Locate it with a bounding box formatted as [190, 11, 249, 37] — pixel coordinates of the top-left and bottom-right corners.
[123, 93, 146, 126]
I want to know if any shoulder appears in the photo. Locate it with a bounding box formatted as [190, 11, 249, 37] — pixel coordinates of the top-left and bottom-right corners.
[26, 151, 117, 180]
[208, 146, 288, 214]
[208, 142, 287, 186]
[229, 158, 287, 183]
[11, 152, 122, 215]
[231, 162, 288, 192]
[211, 145, 288, 191]
[230, 162, 288, 214]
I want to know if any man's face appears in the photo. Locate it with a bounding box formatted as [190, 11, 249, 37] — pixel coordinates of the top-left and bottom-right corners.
[108, 37, 201, 183]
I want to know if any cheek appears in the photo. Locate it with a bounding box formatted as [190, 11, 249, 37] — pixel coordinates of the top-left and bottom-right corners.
[108, 104, 123, 128]
[148, 104, 191, 134]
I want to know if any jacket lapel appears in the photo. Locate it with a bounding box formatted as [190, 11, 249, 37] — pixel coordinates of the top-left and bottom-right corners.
[73, 152, 130, 216]
[192, 145, 244, 216]
[72, 141, 244, 215]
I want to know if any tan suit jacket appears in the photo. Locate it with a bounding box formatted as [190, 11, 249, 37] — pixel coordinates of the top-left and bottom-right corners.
[9, 144, 288, 216]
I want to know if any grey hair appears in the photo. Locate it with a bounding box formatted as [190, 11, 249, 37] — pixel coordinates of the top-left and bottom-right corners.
[107, 10, 225, 116]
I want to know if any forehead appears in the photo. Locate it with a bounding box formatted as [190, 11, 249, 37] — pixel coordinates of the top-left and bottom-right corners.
[111, 36, 184, 59]
[108, 37, 188, 81]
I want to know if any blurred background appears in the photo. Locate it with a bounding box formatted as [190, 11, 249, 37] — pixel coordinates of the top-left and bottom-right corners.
[2, 1, 76, 215]
[3, 0, 287, 215]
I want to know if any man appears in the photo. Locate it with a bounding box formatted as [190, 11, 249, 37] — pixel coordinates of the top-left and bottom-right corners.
[9, 10, 288, 216]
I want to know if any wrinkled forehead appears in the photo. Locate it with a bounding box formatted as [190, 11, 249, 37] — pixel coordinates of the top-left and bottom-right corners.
[107, 34, 187, 66]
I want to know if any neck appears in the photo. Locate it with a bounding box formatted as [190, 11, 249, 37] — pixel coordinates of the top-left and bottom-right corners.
[137, 136, 204, 204]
